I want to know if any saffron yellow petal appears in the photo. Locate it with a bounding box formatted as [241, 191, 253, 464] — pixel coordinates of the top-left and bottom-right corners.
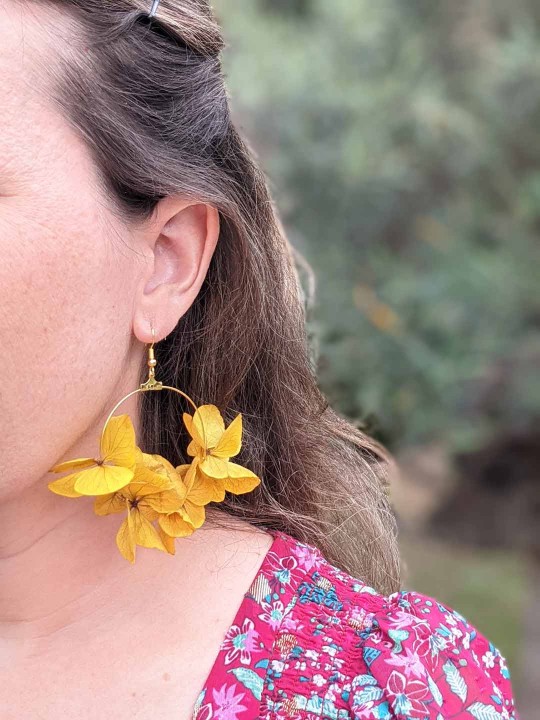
[93, 492, 126, 515]
[128, 479, 172, 498]
[209, 477, 226, 502]
[157, 524, 177, 555]
[174, 477, 189, 503]
[140, 453, 178, 483]
[192, 405, 225, 450]
[139, 505, 159, 522]
[74, 465, 134, 496]
[186, 439, 200, 458]
[222, 462, 261, 494]
[130, 464, 175, 493]
[178, 463, 215, 506]
[191, 461, 226, 500]
[179, 460, 198, 492]
[189, 482, 215, 506]
[158, 511, 195, 538]
[199, 454, 229, 479]
[186, 413, 211, 455]
[183, 412, 203, 448]
[143, 489, 185, 514]
[47, 473, 84, 498]
[116, 513, 135, 563]
[176, 463, 192, 475]
[183, 499, 205, 528]
[140, 451, 159, 468]
[117, 486, 159, 522]
[212, 414, 242, 458]
[140, 461, 189, 504]
[132, 511, 167, 551]
[100, 414, 139, 468]
[49, 457, 97, 474]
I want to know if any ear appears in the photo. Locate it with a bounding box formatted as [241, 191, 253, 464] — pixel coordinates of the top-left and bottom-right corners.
[132, 196, 220, 343]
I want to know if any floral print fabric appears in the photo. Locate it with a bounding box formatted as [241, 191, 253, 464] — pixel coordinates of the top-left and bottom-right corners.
[192, 528, 518, 719]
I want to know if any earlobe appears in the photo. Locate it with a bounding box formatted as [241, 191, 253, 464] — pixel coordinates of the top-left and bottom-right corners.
[132, 201, 220, 345]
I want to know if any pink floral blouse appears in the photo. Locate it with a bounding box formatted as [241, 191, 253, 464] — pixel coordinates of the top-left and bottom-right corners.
[192, 528, 519, 719]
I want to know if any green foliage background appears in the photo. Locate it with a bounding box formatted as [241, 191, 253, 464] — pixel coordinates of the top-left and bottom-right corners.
[214, 0, 540, 454]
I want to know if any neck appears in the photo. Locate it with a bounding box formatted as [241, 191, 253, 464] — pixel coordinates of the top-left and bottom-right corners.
[0, 467, 232, 657]
[0, 484, 136, 633]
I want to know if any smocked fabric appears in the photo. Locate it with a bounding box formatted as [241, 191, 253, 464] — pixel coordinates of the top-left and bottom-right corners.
[192, 528, 518, 719]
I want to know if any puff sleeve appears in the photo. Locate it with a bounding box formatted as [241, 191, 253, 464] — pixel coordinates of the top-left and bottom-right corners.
[346, 589, 519, 719]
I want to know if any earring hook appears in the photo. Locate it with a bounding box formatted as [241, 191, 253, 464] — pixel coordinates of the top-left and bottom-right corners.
[142, 324, 162, 389]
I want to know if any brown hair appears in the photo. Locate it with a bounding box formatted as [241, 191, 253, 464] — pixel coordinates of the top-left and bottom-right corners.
[24, 0, 400, 593]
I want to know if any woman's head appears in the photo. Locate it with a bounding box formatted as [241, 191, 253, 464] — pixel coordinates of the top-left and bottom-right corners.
[1, 0, 400, 592]
[0, 0, 220, 499]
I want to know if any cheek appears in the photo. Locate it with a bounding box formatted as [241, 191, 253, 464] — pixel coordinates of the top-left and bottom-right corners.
[0, 194, 135, 495]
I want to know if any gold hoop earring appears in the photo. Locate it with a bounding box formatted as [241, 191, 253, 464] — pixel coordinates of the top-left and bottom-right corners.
[47, 325, 261, 563]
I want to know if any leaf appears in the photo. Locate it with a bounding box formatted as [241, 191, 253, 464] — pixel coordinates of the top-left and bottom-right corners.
[443, 660, 468, 703]
[229, 668, 264, 700]
[466, 701, 504, 720]
[351, 674, 378, 686]
[305, 696, 323, 712]
[363, 647, 381, 666]
[427, 673, 444, 707]
[354, 686, 384, 705]
[436, 624, 452, 637]
[192, 688, 206, 717]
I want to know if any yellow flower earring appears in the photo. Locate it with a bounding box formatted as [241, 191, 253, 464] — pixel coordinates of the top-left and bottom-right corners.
[47, 326, 261, 563]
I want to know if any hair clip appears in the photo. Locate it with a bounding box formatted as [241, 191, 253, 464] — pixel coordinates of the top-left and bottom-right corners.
[148, 0, 161, 19]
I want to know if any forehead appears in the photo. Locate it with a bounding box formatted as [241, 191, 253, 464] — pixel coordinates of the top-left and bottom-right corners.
[0, 2, 70, 154]
[0, 2, 98, 189]
[0, 7, 45, 174]
[0, 2, 48, 108]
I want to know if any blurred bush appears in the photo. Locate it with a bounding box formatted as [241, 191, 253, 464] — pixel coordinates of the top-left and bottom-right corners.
[214, 0, 540, 455]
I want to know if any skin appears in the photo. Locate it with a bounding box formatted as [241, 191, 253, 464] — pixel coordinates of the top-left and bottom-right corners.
[0, 3, 273, 716]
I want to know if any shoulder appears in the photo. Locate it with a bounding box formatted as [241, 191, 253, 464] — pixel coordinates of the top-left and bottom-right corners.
[262, 531, 519, 719]
[345, 586, 518, 719]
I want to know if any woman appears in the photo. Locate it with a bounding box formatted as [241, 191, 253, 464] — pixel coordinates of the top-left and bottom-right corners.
[0, 1, 518, 718]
